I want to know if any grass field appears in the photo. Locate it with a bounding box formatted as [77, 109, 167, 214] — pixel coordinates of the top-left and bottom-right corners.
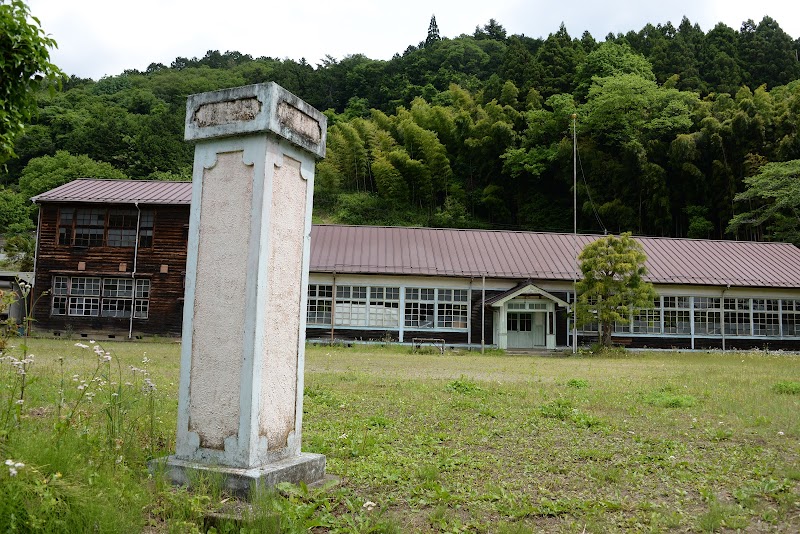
[1, 338, 799, 532]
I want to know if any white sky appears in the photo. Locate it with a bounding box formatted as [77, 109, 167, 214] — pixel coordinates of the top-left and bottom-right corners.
[27, 0, 800, 81]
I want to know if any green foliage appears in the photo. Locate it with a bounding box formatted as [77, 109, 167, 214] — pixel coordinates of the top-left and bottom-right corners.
[0, 0, 62, 165]
[18, 150, 128, 198]
[0, 220, 35, 271]
[0, 187, 32, 231]
[576, 233, 658, 346]
[645, 386, 697, 408]
[772, 381, 800, 395]
[445, 376, 482, 394]
[566, 378, 589, 389]
[728, 159, 800, 244]
[1, 15, 800, 238]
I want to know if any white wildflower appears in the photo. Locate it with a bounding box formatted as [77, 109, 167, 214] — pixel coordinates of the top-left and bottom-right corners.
[15, 399, 23, 405]
[778, 431, 785, 436]
[362, 501, 377, 511]
[74, 343, 89, 349]
[8, 467, 17, 476]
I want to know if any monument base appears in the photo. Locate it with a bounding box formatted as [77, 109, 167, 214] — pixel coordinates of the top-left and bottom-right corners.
[151, 453, 326, 497]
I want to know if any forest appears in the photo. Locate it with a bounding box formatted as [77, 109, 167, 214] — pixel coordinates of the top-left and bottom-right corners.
[2, 14, 800, 259]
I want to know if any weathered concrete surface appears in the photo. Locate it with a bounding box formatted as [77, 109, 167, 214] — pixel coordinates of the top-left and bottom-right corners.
[156, 83, 327, 494]
[155, 453, 326, 498]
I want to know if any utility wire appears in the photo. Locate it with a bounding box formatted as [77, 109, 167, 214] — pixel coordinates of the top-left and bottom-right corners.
[576, 146, 607, 234]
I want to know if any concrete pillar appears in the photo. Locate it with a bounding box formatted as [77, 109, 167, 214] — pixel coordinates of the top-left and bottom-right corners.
[158, 83, 327, 495]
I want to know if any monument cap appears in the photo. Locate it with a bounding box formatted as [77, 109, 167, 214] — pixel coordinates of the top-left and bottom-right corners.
[184, 82, 327, 159]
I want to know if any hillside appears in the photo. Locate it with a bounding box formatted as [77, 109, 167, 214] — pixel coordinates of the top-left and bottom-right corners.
[1, 15, 799, 244]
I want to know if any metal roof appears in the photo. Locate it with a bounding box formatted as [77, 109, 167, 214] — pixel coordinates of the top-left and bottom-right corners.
[30, 179, 192, 205]
[30, 180, 800, 289]
[311, 225, 800, 289]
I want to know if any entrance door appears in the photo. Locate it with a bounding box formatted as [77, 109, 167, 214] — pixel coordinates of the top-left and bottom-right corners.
[507, 312, 546, 348]
[507, 312, 534, 348]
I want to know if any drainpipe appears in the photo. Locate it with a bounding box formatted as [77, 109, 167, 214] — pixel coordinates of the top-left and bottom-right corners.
[467, 278, 473, 345]
[721, 285, 729, 351]
[30, 207, 43, 335]
[481, 274, 485, 354]
[128, 202, 141, 339]
[330, 271, 336, 344]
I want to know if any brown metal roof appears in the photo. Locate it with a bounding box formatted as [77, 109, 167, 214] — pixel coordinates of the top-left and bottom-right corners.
[30, 180, 800, 289]
[311, 225, 800, 289]
[31, 179, 192, 205]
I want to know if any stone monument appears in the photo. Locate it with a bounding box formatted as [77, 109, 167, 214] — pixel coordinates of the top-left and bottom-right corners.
[157, 83, 327, 495]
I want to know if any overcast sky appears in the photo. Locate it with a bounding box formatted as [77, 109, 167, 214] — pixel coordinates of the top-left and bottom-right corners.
[27, 0, 800, 81]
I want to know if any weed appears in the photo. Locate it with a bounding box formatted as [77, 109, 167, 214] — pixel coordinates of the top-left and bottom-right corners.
[566, 378, 589, 389]
[772, 380, 800, 394]
[539, 398, 573, 420]
[646, 386, 697, 408]
[446, 376, 482, 394]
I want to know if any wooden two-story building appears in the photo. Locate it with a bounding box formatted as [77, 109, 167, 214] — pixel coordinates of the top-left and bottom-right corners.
[32, 179, 800, 350]
[31, 179, 191, 338]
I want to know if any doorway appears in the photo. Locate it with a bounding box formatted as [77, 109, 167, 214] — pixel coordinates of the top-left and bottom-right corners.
[507, 312, 545, 348]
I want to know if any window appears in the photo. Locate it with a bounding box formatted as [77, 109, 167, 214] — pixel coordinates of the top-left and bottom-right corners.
[73, 209, 105, 247]
[307, 284, 332, 325]
[405, 287, 435, 328]
[368, 287, 400, 327]
[51, 276, 151, 319]
[71, 277, 101, 296]
[507, 312, 532, 332]
[437, 289, 468, 328]
[576, 294, 599, 333]
[58, 210, 73, 245]
[335, 286, 368, 326]
[103, 278, 133, 298]
[69, 296, 100, 316]
[694, 297, 721, 335]
[107, 210, 138, 247]
[633, 300, 661, 334]
[57, 207, 154, 247]
[139, 211, 154, 248]
[663, 296, 691, 335]
[782, 300, 800, 336]
[752, 299, 779, 336]
[724, 298, 751, 336]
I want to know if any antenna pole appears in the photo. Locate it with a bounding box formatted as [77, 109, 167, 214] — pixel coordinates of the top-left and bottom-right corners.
[572, 113, 578, 354]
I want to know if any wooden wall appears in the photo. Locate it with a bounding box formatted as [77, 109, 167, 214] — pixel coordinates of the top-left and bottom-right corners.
[32, 202, 189, 338]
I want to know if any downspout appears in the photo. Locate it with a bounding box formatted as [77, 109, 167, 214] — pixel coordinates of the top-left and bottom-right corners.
[481, 275, 485, 354]
[467, 278, 472, 345]
[129, 202, 141, 339]
[30, 206, 43, 334]
[330, 271, 336, 344]
[721, 285, 729, 351]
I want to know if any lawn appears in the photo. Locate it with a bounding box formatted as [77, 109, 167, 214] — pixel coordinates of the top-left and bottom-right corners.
[1, 338, 799, 532]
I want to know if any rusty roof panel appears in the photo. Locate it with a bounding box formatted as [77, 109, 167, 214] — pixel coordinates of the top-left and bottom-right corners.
[31, 179, 193, 205]
[310, 225, 800, 289]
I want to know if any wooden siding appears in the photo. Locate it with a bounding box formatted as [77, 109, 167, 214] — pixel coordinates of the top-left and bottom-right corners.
[33, 202, 189, 337]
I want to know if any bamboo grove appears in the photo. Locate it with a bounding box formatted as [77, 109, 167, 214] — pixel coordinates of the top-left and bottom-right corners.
[2, 15, 799, 246]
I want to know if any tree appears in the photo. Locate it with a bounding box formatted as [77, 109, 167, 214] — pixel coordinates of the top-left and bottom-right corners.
[19, 150, 128, 199]
[0, 187, 32, 230]
[727, 159, 800, 244]
[0, 0, 62, 165]
[0, 220, 35, 271]
[575, 233, 657, 347]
